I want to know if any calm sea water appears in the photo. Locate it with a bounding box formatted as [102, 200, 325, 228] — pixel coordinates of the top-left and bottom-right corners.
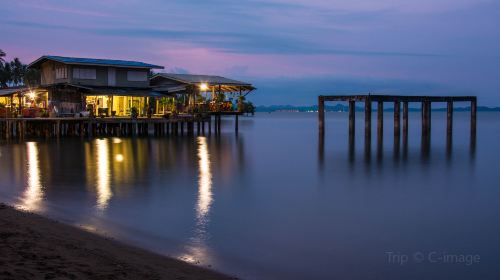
[1, 112, 500, 279]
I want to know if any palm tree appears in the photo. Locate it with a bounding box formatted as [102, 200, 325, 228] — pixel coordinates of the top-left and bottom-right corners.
[24, 68, 40, 87]
[0, 63, 12, 88]
[0, 55, 40, 88]
[10, 58, 23, 86]
[0, 49, 5, 64]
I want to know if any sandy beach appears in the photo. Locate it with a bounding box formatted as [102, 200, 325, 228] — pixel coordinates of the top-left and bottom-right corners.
[0, 203, 233, 280]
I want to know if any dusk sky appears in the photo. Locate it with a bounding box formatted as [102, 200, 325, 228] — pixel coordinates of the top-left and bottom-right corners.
[1, 0, 499, 105]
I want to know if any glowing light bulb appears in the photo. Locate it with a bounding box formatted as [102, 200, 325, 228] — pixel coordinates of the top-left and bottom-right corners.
[199, 83, 208, 91]
[115, 154, 124, 162]
[27, 91, 36, 100]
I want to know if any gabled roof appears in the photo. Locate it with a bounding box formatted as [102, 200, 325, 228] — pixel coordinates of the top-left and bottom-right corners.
[28, 55, 164, 69]
[152, 73, 254, 88]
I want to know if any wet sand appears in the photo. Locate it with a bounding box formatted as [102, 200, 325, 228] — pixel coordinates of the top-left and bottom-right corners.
[0, 203, 234, 280]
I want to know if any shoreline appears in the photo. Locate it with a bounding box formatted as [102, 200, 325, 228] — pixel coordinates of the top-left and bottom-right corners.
[0, 203, 234, 280]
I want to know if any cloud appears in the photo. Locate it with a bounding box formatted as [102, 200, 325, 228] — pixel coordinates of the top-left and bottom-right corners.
[1, 0, 500, 105]
[248, 76, 469, 105]
[167, 67, 190, 74]
[0, 19, 446, 58]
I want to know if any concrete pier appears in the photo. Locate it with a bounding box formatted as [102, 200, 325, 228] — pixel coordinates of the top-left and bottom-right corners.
[318, 94, 477, 154]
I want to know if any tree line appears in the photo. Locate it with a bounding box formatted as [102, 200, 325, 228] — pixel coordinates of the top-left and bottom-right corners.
[0, 49, 40, 88]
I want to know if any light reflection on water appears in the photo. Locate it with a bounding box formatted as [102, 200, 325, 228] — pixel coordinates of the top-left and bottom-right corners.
[180, 136, 214, 264]
[196, 136, 213, 229]
[0, 112, 499, 280]
[95, 138, 112, 211]
[18, 141, 44, 211]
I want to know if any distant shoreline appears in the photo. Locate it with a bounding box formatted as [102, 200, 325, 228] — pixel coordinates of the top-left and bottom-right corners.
[256, 105, 500, 113]
[0, 203, 233, 280]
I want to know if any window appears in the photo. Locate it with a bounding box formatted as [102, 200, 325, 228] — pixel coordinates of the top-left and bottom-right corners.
[73, 68, 96, 79]
[55, 66, 67, 79]
[127, 71, 147, 82]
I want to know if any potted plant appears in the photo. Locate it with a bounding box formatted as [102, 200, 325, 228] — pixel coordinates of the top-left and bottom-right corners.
[0, 103, 6, 118]
[237, 95, 246, 112]
[130, 106, 138, 119]
[86, 104, 95, 118]
[245, 101, 255, 116]
[40, 108, 49, 118]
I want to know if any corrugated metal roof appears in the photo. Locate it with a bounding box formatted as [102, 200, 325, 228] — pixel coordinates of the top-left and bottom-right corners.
[29, 55, 164, 69]
[154, 85, 187, 93]
[153, 73, 253, 87]
[0, 87, 29, 96]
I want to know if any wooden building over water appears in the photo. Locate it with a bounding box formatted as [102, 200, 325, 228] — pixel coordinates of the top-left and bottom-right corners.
[0, 55, 255, 118]
[28, 55, 164, 117]
[0, 55, 255, 139]
[151, 73, 255, 113]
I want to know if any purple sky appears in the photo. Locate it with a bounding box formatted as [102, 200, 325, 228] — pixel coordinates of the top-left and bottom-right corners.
[1, 0, 499, 105]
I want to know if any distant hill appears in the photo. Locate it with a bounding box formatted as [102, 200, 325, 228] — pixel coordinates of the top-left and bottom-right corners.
[256, 105, 500, 113]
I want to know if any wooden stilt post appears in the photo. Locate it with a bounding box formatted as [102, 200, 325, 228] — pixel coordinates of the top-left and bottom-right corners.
[446, 101, 453, 159]
[447, 100, 453, 136]
[318, 126, 324, 167]
[349, 100, 355, 137]
[428, 101, 432, 132]
[235, 114, 239, 133]
[470, 98, 477, 155]
[7, 120, 11, 139]
[348, 117, 355, 163]
[56, 120, 61, 138]
[88, 121, 93, 137]
[402, 101, 409, 158]
[22, 120, 26, 140]
[394, 101, 401, 158]
[208, 116, 212, 134]
[421, 100, 431, 157]
[364, 97, 372, 161]
[376, 101, 383, 161]
[364, 98, 371, 139]
[394, 101, 400, 138]
[377, 101, 383, 139]
[403, 101, 408, 139]
[217, 115, 221, 133]
[471, 98, 477, 137]
[422, 101, 429, 135]
[214, 115, 217, 134]
[318, 96, 325, 135]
